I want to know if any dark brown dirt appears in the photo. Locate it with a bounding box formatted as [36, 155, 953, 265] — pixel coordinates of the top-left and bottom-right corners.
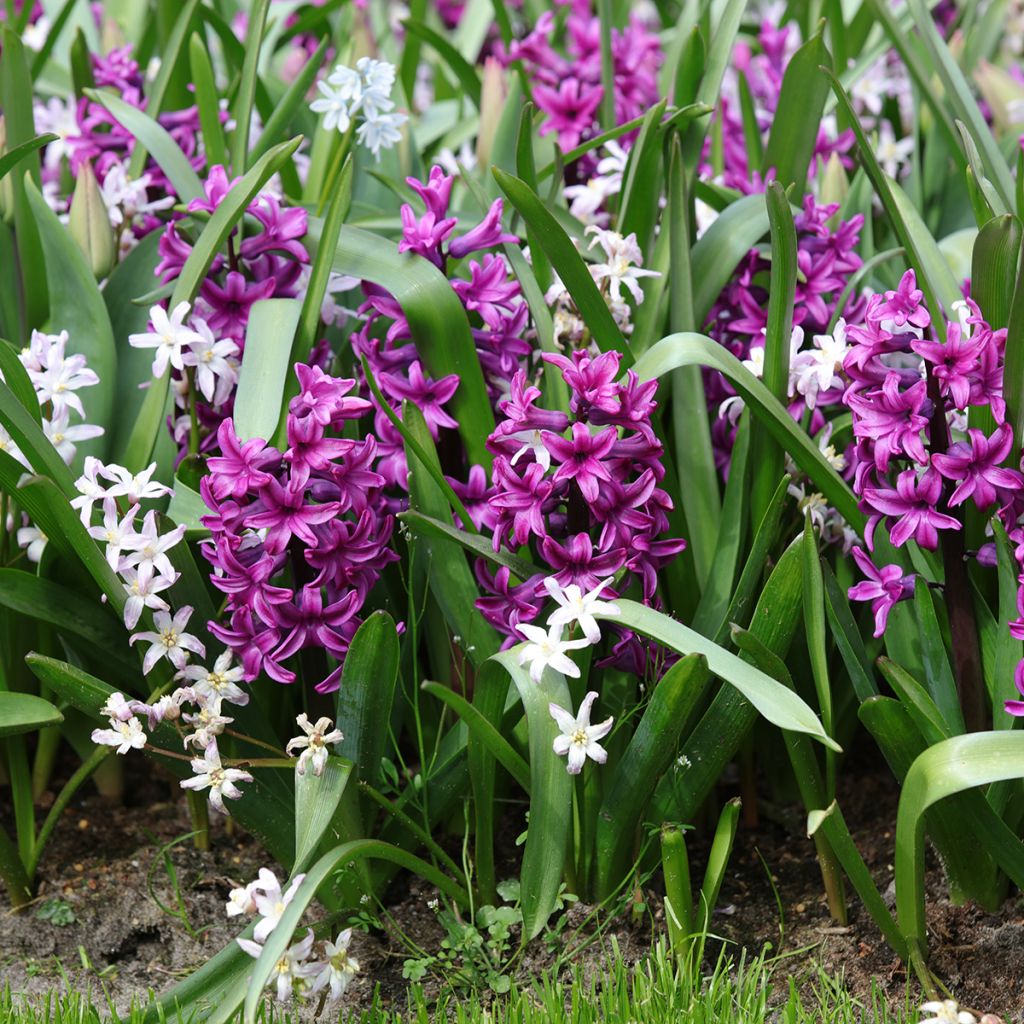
[1, 761, 1022, 1020]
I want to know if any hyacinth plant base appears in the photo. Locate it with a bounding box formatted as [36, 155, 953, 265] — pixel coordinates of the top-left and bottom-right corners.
[0, 0, 1022, 1021]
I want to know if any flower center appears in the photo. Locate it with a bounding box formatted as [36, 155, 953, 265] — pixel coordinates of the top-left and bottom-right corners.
[571, 728, 588, 746]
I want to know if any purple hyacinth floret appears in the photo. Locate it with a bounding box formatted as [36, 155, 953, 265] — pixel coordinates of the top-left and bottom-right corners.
[476, 350, 685, 677]
[200, 366, 398, 693]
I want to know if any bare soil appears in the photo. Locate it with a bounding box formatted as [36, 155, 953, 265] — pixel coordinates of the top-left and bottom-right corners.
[1, 762, 1022, 1021]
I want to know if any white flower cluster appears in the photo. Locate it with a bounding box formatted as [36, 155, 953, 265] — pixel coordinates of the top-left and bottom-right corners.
[310, 57, 407, 160]
[129, 301, 239, 413]
[2, 328, 103, 470]
[100, 161, 176, 252]
[90, 650, 255, 812]
[515, 579, 619, 776]
[563, 141, 629, 224]
[545, 227, 660, 346]
[2, 328, 104, 563]
[229, 868, 359, 1006]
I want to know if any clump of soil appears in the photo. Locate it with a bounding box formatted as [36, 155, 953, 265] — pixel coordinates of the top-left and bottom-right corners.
[1, 766, 1021, 1020]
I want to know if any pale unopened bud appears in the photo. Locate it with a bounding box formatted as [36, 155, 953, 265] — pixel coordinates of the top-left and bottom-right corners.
[100, 16, 125, 56]
[476, 58, 508, 168]
[68, 161, 116, 279]
[819, 153, 848, 221]
[975, 60, 1024, 132]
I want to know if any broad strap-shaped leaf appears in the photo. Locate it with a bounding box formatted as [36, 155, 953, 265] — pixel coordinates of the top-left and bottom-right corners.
[492, 648, 573, 940]
[335, 611, 401, 793]
[293, 756, 352, 870]
[398, 509, 540, 582]
[232, 298, 303, 443]
[0, 132, 57, 182]
[306, 220, 495, 470]
[404, 402, 500, 668]
[493, 167, 631, 364]
[761, 29, 831, 193]
[241, 841, 469, 1024]
[86, 90, 204, 203]
[0, 691, 62, 738]
[895, 732, 1024, 964]
[599, 599, 838, 750]
[594, 654, 710, 900]
[24, 180, 116, 463]
[633, 332, 863, 531]
[690, 192, 768, 325]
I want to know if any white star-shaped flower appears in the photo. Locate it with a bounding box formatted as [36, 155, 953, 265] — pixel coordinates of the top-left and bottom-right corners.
[515, 623, 590, 683]
[549, 691, 614, 774]
[542, 577, 620, 644]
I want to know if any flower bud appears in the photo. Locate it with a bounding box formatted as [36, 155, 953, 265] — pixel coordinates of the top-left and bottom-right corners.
[974, 59, 1024, 132]
[68, 161, 116, 279]
[476, 58, 508, 169]
[819, 153, 848, 228]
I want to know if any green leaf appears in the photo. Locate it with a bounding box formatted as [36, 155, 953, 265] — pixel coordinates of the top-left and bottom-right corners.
[633, 333, 863, 531]
[801, 519, 834, 745]
[598, 599, 838, 749]
[230, 0, 270, 172]
[397, 510, 540, 583]
[293, 756, 352, 871]
[618, 98, 669, 254]
[0, 570, 135, 673]
[0, 380, 76, 496]
[24, 179, 116, 464]
[877, 657, 954, 747]
[824, 68, 962, 324]
[335, 611, 400, 793]
[103, 232, 164, 455]
[972, 214, 1021, 330]
[666, 134, 719, 588]
[189, 33, 227, 171]
[232, 299, 303, 443]
[750, 182, 797, 522]
[492, 168, 631, 364]
[0, 133, 57, 183]
[0, 341, 41, 425]
[492, 648, 572, 940]
[594, 654, 710, 900]
[121, 137, 303, 471]
[403, 19, 482, 108]
[761, 29, 831, 192]
[695, 797, 741, 934]
[0, 691, 62, 738]
[906, 0, 1015, 211]
[306, 221, 495, 470]
[822, 561, 877, 703]
[86, 90, 204, 203]
[689, 417, 749, 637]
[126, 0, 203, 180]
[403, 404, 499, 668]
[895, 732, 1024, 964]
[421, 680, 530, 792]
[690, 193, 768, 325]
[2, 24, 47, 333]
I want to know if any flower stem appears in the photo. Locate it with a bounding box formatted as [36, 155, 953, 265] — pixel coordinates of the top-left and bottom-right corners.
[186, 367, 200, 456]
[925, 369, 987, 732]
